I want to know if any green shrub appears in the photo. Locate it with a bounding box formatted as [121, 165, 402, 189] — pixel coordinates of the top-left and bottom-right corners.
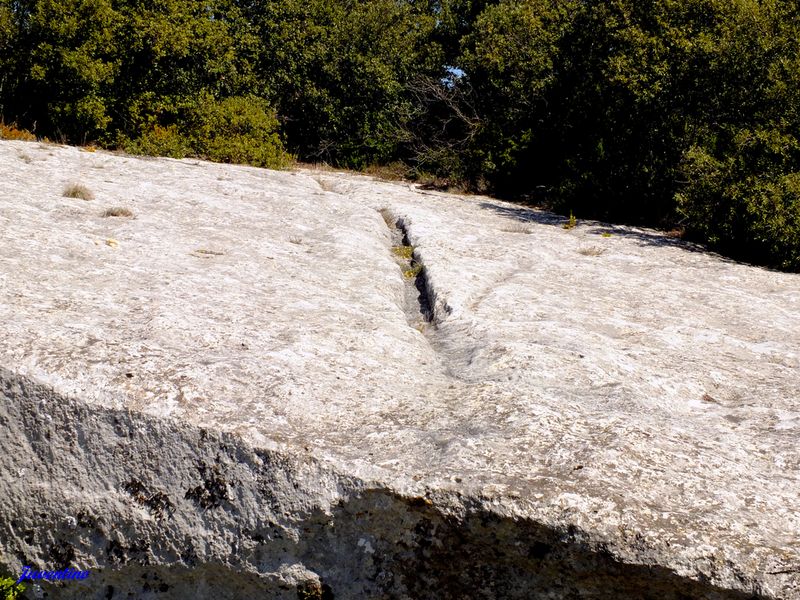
[125, 95, 290, 169]
[125, 124, 190, 159]
[188, 95, 290, 169]
[0, 575, 25, 600]
[3, 0, 800, 270]
[678, 129, 800, 270]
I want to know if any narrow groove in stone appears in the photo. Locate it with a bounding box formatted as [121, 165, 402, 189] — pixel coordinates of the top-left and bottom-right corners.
[382, 210, 438, 327]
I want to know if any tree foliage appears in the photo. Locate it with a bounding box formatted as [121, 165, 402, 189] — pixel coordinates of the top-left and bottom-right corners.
[0, 0, 799, 269]
[250, 0, 442, 167]
[422, 0, 800, 269]
[0, 0, 287, 165]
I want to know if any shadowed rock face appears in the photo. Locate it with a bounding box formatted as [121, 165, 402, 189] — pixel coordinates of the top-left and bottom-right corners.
[0, 140, 798, 599]
[0, 373, 772, 600]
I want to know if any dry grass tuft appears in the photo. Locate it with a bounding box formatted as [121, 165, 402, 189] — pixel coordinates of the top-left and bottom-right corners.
[103, 207, 134, 218]
[363, 162, 410, 182]
[63, 183, 94, 200]
[303, 161, 337, 172]
[501, 224, 533, 234]
[665, 228, 685, 239]
[0, 122, 36, 141]
[578, 246, 605, 256]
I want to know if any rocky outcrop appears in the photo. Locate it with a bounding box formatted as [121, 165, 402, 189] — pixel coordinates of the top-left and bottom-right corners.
[0, 141, 798, 598]
[2, 369, 772, 600]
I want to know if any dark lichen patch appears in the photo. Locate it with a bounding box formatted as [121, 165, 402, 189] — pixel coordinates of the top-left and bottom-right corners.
[185, 462, 229, 510]
[123, 479, 175, 521]
[297, 579, 335, 600]
[105, 538, 150, 566]
[76, 510, 96, 529]
[48, 540, 76, 569]
[106, 541, 126, 564]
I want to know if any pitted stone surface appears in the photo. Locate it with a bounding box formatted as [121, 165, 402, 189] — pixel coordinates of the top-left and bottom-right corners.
[0, 140, 798, 599]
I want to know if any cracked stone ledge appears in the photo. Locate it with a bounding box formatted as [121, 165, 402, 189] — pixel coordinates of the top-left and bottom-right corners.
[0, 370, 775, 599]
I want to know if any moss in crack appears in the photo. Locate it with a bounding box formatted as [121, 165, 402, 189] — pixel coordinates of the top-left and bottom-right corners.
[392, 245, 414, 260]
[106, 538, 150, 566]
[382, 213, 436, 324]
[403, 264, 423, 279]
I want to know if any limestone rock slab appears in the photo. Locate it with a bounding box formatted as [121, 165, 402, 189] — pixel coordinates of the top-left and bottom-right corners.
[1, 140, 798, 598]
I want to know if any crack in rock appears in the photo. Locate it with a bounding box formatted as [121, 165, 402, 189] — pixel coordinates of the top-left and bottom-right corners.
[381, 210, 439, 331]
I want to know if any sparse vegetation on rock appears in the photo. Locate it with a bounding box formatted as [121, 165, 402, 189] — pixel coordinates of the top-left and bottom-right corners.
[62, 183, 94, 200]
[102, 207, 133, 217]
[0, 576, 25, 600]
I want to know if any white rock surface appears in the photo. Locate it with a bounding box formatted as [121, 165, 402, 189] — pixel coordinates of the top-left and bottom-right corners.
[0, 140, 798, 599]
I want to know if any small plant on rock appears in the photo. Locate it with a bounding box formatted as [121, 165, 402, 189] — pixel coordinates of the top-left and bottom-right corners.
[404, 264, 422, 279]
[0, 576, 26, 600]
[102, 207, 133, 217]
[63, 183, 94, 200]
[392, 245, 414, 259]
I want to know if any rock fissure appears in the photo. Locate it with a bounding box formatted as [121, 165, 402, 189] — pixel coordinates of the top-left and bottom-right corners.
[383, 211, 437, 328]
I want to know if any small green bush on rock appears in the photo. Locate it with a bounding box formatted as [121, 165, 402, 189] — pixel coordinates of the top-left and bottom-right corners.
[0, 576, 25, 600]
[126, 124, 191, 159]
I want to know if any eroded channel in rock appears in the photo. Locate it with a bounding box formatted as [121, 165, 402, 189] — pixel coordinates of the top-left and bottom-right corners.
[380, 209, 436, 328]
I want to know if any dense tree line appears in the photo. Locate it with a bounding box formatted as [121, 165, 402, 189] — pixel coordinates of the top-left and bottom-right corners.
[1, 0, 799, 270]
